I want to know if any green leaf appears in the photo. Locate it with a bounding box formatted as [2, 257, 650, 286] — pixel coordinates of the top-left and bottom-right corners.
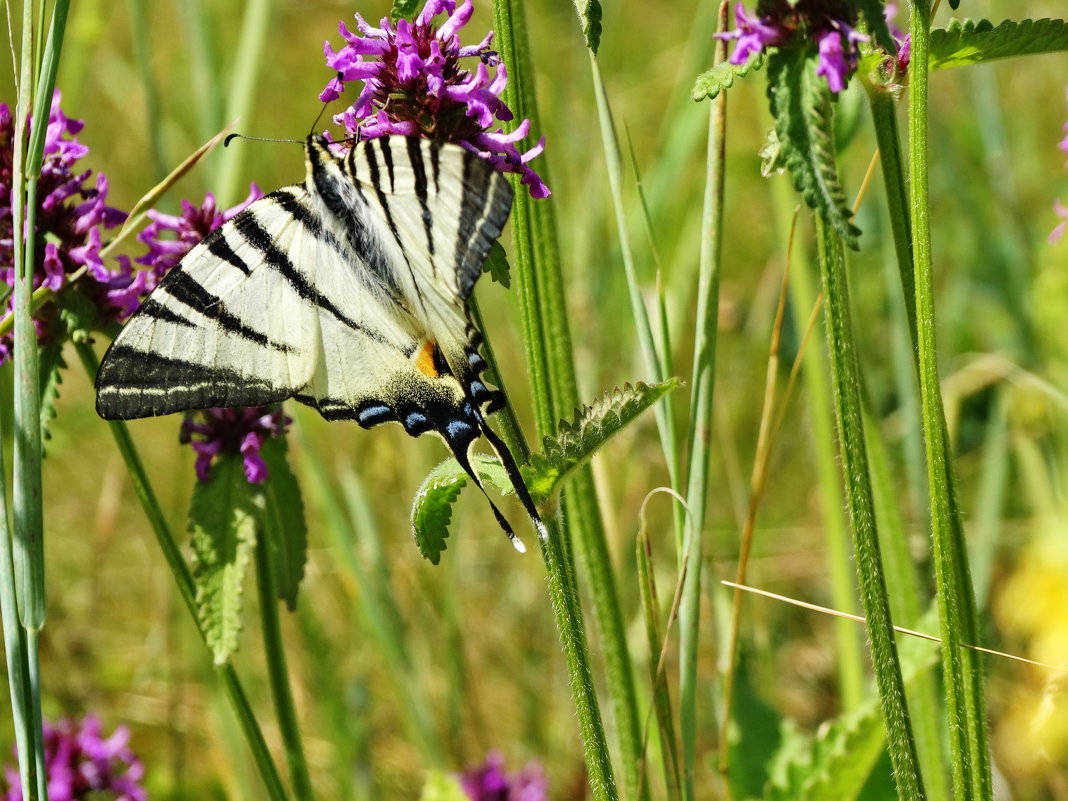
[691, 53, 766, 102]
[37, 341, 64, 443]
[766, 48, 860, 249]
[572, 0, 602, 54]
[390, 0, 421, 23]
[410, 454, 511, 564]
[189, 454, 259, 665]
[764, 613, 940, 801]
[930, 18, 1068, 69]
[523, 379, 681, 502]
[256, 435, 307, 611]
[418, 771, 469, 801]
[482, 239, 511, 288]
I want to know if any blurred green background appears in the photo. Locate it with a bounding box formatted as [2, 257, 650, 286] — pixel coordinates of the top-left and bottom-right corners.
[3, 0, 1068, 798]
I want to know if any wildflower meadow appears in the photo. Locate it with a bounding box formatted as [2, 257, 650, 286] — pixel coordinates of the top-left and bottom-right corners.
[2, 1, 1068, 800]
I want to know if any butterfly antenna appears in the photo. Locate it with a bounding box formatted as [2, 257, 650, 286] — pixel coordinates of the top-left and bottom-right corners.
[449, 443, 527, 553]
[475, 416, 549, 542]
[224, 133, 303, 147]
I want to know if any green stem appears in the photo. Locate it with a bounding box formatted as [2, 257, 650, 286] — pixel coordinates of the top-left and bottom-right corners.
[685, 4, 729, 793]
[0, 433, 38, 801]
[74, 343, 291, 801]
[815, 216, 926, 801]
[534, 517, 617, 801]
[255, 532, 315, 801]
[490, 3, 622, 800]
[907, 6, 991, 799]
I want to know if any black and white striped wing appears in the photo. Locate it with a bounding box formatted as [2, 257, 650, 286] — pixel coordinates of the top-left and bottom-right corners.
[317, 135, 514, 389]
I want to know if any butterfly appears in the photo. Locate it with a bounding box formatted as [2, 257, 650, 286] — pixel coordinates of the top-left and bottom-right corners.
[95, 134, 544, 550]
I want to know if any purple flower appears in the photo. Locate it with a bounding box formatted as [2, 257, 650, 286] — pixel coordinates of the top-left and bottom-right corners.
[180, 407, 290, 483]
[715, 3, 787, 64]
[1049, 199, 1068, 245]
[0, 91, 128, 364]
[320, 0, 549, 198]
[457, 751, 547, 801]
[3, 714, 146, 801]
[715, 2, 886, 94]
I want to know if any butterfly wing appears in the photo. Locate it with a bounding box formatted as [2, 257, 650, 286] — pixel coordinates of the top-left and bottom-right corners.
[96, 135, 542, 544]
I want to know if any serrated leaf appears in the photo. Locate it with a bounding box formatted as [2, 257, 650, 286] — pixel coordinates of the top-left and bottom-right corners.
[37, 340, 64, 443]
[523, 379, 681, 502]
[410, 454, 511, 564]
[390, 0, 421, 23]
[573, 0, 602, 54]
[256, 436, 307, 611]
[930, 18, 1068, 69]
[764, 613, 939, 801]
[692, 53, 766, 102]
[189, 454, 260, 664]
[482, 239, 511, 288]
[766, 48, 860, 249]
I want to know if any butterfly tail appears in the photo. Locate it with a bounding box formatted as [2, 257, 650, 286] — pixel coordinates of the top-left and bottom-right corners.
[475, 416, 548, 542]
[447, 442, 527, 553]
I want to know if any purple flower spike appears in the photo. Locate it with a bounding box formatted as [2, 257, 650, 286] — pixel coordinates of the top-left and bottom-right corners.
[180, 407, 290, 483]
[458, 751, 548, 801]
[4, 714, 146, 801]
[320, 0, 549, 197]
[1, 91, 129, 364]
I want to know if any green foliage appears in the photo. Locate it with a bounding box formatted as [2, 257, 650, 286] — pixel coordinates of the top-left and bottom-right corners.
[691, 53, 766, 102]
[410, 454, 511, 564]
[37, 341, 63, 442]
[764, 633, 939, 801]
[188, 440, 308, 660]
[189, 454, 259, 665]
[418, 771, 469, 801]
[483, 239, 511, 288]
[930, 18, 1068, 69]
[257, 436, 307, 611]
[572, 0, 602, 55]
[523, 379, 681, 501]
[856, 0, 896, 54]
[390, 0, 422, 23]
[766, 49, 860, 249]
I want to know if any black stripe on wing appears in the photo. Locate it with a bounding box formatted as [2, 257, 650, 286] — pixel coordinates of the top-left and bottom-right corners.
[229, 211, 390, 347]
[159, 269, 294, 352]
[95, 345, 290, 419]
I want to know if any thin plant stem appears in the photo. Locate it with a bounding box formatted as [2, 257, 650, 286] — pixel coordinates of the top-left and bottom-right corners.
[74, 342, 292, 801]
[684, 4, 729, 797]
[254, 531, 315, 801]
[491, 2, 622, 799]
[906, 5, 992, 799]
[815, 215, 926, 801]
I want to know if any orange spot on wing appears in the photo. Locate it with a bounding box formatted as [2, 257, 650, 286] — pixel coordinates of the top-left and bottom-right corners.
[414, 339, 439, 378]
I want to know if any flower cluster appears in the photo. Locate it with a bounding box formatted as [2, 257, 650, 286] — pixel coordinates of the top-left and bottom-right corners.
[0, 92, 129, 363]
[320, 0, 549, 198]
[717, 1, 873, 93]
[180, 407, 290, 483]
[3, 715, 145, 801]
[458, 751, 547, 801]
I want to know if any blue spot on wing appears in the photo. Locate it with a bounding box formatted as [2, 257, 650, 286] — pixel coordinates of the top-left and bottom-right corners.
[357, 404, 394, 428]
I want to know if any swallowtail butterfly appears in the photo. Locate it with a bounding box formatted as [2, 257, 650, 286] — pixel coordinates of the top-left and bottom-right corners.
[96, 134, 544, 549]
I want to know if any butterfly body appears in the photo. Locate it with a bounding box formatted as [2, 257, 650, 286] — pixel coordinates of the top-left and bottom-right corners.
[96, 134, 541, 547]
